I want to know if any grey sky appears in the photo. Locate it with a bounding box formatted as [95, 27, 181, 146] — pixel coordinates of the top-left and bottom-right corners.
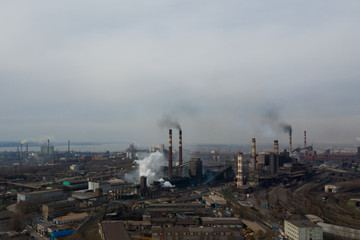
[1, 1, 360, 146]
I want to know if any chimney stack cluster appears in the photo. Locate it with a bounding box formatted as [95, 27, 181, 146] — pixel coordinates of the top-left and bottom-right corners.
[168, 129, 183, 179]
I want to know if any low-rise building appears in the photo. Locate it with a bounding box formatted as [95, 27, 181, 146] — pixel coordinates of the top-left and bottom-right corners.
[203, 194, 227, 207]
[88, 179, 125, 193]
[17, 189, 67, 204]
[284, 219, 323, 240]
[201, 217, 242, 228]
[148, 203, 208, 217]
[36, 222, 58, 236]
[324, 185, 340, 193]
[99, 221, 130, 240]
[317, 222, 360, 240]
[53, 212, 89, 225]
[151, 226, 234, 240]
[42, 200, 78, 219]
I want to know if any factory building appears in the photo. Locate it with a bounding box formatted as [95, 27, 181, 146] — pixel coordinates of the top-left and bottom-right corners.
[17, 189, 67, 204]
[151, 226, 235, 240]
[42, 200, 78, 219]
[200, 217, 242, 228]
[203, 194, 227, 207]
[284, 219, 323, 240]
[148, 203, 208, 217]
[53, 212, 89, 225]
[189, 158, 202, 183]
[99, 221, 131, 240]
[88, 179, 125, 193]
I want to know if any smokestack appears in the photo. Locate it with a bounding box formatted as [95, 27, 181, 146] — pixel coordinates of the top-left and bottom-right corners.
[251, 138, 256, 158]
[68, 140, 70, 153]
[168, 129, 173, 179]
[20, 144, 23, 159]
[237, 152, 243, 188]
[47, 139, 50, 155]
[274, 140, 279, 154]
[140, 176, 147, 194]
[179, 130, 182, 166]
[304, 131, 306, 148]
[289, 132, 292, 154]
[26, 144, 28, 153]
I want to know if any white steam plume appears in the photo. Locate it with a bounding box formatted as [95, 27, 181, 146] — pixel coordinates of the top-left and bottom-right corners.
[125, 151, 173, 187]
[159, 178, 175, 188]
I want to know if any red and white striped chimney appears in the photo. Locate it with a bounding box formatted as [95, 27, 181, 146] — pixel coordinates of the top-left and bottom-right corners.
[168, 129, 173, 179]
[179, 130, 182, 166]
[237, 152, 243, 188]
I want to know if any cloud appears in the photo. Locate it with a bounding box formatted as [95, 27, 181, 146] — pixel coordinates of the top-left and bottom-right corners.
[0, 1, 360, 145]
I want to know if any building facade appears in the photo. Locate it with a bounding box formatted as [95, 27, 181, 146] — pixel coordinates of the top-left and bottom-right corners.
[284, 219, 323, 240]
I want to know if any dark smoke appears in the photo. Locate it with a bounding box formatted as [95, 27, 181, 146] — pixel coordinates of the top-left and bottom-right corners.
[158, 115, 181, 130]
[263, 106, 280, 121]
[280, 123, 292, 135]
[263, 105, 292, 136]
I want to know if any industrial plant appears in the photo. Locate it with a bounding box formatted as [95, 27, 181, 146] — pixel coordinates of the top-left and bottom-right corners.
[0, 127, 360, 240]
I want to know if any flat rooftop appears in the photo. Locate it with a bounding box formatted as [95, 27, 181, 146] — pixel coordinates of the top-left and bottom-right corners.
[54, 212, 89, 222]
[201, 217, 242, 225]
[286, 219, 319, 228]
[100, 221, 130, 240]
[20, 189, 63, 195]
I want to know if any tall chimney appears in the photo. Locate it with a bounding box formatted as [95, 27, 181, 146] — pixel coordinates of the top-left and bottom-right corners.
[168, 129, 173, 179]
[251, 138, 256, 170]
[237, 152, 243, 188]
[304, 131, 306, 148]
[179, 130, 182, 166]
[68, 140, 70, 153]
[251, 138, 256, 158]
[47, 139, 50, 155]
[26, 144, 28, 153]
[289, 132, 292, 154]
[274, 140, 279, 154]
[20, 144, 23, 159]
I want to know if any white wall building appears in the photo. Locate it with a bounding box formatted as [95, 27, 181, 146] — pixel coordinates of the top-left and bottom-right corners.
[284, 219, 323, 240]
[324, 185, 340, 193]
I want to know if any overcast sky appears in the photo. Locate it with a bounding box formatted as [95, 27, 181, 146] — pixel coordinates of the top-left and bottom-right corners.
[1, 1, 360, 147]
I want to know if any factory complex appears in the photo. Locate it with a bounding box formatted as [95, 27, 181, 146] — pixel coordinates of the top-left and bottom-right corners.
[0, 128, 360, 240]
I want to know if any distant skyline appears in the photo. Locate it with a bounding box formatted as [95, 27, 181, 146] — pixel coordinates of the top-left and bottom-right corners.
[1, 1, 360, 146]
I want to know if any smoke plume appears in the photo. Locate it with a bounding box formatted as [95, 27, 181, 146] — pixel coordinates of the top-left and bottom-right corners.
[158, 114, 181, 130]
[356, 137, 360, 142]
[125, 151, 173, 187]
[280, 123, 292, 135]
[263, 106, 292, 136]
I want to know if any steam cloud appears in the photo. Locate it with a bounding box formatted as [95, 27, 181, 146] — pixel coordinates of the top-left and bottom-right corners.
[356, 137, 360, 142]
[125, 151, 174, 187]
[158, 114, 181, 130]
[159, 178, 175, 188]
